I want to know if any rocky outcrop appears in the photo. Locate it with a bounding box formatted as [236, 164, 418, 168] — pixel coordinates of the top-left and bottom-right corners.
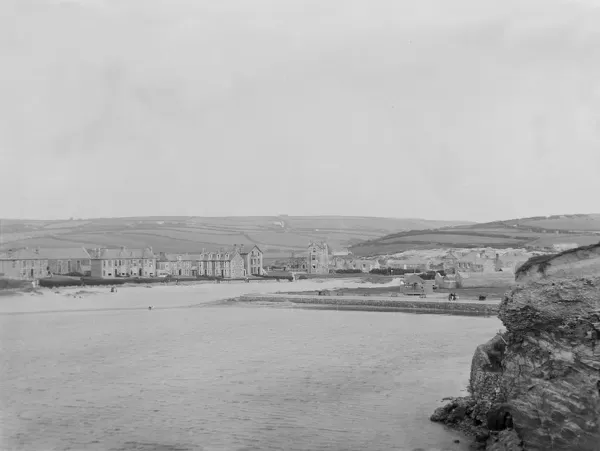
[497, 277, 600, 450]
[432, 275, 600, 450]
[515, 242, 600, 284]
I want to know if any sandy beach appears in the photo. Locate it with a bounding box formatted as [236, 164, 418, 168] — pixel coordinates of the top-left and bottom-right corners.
[0, 277, 409, 315]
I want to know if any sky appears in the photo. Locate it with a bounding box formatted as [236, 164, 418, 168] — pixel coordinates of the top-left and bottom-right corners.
[1, 0, 599, 222]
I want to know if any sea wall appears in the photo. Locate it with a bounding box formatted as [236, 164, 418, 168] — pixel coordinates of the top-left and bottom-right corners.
[236, 295, 499, 316]
[432, 275, 600, 450]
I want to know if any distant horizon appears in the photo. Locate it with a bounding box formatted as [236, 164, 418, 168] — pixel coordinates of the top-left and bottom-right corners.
[1, 212, 598, 224]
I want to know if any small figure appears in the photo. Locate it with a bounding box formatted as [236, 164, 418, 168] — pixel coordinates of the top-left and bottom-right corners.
[148, 306, 153, 310]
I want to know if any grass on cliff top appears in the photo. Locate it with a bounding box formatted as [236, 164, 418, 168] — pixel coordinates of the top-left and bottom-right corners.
[515, 241, 600, 277]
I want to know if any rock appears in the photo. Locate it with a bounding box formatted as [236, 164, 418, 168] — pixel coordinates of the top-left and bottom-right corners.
[485, 429, 524, 451]
[485, 404, 514, 431]
[432, 259, 600, 451]
[498, 277, 600, 450]
[475, 432, 490, 443]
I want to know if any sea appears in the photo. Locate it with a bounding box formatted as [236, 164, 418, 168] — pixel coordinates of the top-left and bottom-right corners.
[0, 280, 502, 451]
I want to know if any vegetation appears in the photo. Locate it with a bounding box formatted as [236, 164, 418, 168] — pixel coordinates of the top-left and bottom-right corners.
[0, 278, 32, 290]
[351, 215, 600, 256]
[0, 215, 470, 260]
[514, 241, 600, 278]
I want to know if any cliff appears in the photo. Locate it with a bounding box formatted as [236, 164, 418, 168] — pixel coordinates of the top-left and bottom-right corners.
[515, 242, 600, 284]
[432, 274, 600, 450]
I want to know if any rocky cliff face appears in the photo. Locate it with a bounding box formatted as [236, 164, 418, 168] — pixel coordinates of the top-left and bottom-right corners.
[432, 274, 600, 450]
[498, 277, 600, 450]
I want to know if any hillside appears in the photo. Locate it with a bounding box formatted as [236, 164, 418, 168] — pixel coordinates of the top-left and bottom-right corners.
[0, 216, 470, 261]
[350, 214, 600, 256]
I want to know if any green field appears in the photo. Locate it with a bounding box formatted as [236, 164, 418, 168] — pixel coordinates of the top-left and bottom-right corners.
[0, 215, 470, 258]
[3, 214, 599, 258]
[350, 214, 600, 256]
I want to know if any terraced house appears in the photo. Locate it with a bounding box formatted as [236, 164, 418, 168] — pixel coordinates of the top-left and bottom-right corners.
[44, 247, 92, 276]
[197, 246, 246, 278]
[156, 253, 195, 277]
[330, 256, 380, 273]
[90, 247, 156, 278]
[0, 248, 49, 280]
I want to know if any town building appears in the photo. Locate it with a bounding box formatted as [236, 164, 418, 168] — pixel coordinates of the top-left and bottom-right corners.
[0, 248, 49, 280]
[435, 272, 457, 289]
[43, 247, 92, 276]
[455, 251, 497, 273]
[441, 251, 460, 273]
[330, 256, 381, 273]
[284, 256, 308, 272]
[156, 253, 195, 277]
[495, 252, 532, 273]
[196, 246, 246, 279]
[239, 245, 264, 276]
[307, 242, 329, 274]
[387, 258, 430, 272]
[402, 274, 434, 295]
[90, 247, 157, 278]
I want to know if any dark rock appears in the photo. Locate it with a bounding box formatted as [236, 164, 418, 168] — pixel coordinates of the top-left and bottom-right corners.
[475, 432, 490, 443]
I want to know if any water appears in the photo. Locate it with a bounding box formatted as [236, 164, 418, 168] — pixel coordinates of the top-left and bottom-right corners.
[0, 282, 502, 451]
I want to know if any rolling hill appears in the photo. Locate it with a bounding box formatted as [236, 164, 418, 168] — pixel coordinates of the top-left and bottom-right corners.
[350, 214, 600, 256]
[0, 216, 471, 261]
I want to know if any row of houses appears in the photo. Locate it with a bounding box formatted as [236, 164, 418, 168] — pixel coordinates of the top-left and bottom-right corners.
[386, 249, 533, 274]
[304, 242, 382, 274]
[0, 244, 264, 280]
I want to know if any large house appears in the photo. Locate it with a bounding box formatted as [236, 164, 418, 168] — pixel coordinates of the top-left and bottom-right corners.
[44, 247, 92, 276]
[239, 245, 264, 276]
[455, 251, 497, 273]
[307, 242, 329, 274]
[197, 246, 246, 278]
[90, 247, 157, 278]
[0, 248, 49, 280]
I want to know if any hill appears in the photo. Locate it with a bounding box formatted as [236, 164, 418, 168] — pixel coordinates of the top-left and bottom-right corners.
[350, 214, 600, 256]
[0, 216, 471, 261]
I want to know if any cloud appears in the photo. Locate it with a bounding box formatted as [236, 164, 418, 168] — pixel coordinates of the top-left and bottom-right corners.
[1, 0, 599, 220]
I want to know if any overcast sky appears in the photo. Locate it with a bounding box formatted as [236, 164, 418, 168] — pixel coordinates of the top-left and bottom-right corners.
[1, 0, 599, 222]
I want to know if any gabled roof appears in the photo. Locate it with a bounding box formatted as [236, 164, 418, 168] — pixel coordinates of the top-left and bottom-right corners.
[0, 248, 44, 260]
[38, 247, 91, 260]
[93, 247, 156, 259]
[241, 245, 262, 255]
[389, 258, 428, 265]
[404, 274, 425, 284]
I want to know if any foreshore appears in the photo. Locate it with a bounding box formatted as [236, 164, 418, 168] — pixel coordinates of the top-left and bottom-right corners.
[233, 293, 500, 316]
